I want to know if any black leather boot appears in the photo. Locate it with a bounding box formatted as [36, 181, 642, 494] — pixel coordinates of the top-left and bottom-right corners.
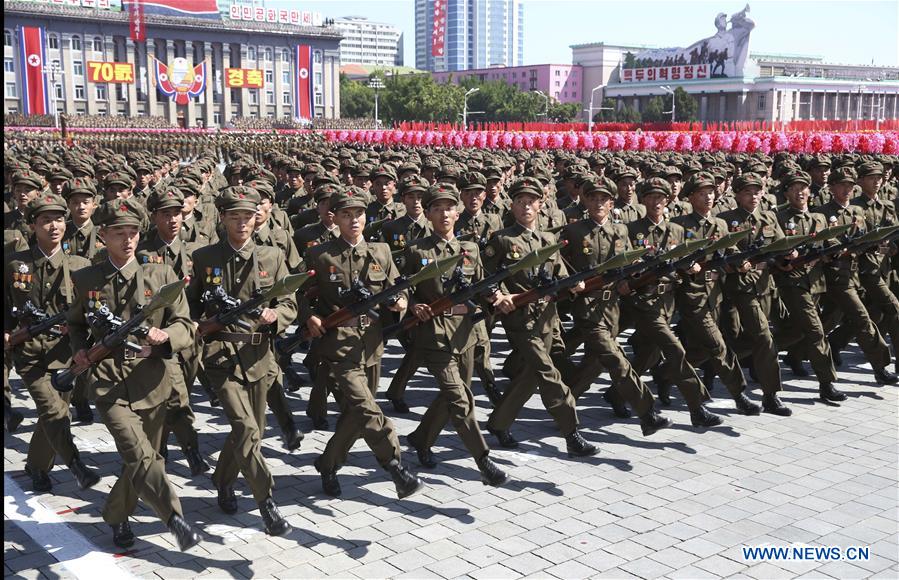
[73, 400, 94, 424]
[388, 398, 410, 414]
[639, 407, 671, 436]
[482, 381, 503, 407]
[282, 421, 304, 451]
[184, 446, 210, 476]
[656, 381, 672, 406]
[783, 353, 809, 377]
[24, 465, 52, 493]
[259, 496, 291, 536]
[406, 433, 436, 468]
[762, 394, 792, 416]
[5, 402, 24, 433]
[306, 414, 329, 430]
[217, 486, 238, 514]
[384, 459, 424, 499]
[475, 454, 509, 487]
[874, 368, 898, 385]
[68, 455, 100, 490]
[734, 393, 761, 415]
[819, 382, 847, 402]
[565, 430, 599, 457]
[168, 513, 202, 551]
[690, 405, 724, 428]
[486, 426, 518, 449]
[111, 521, 135, 549]
[603, 388, 632, 418]
[314, 457, 341, 497]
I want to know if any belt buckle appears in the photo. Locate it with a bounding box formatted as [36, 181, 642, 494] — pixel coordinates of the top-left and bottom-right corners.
[123, 348, 136, 361]
[658, 284, 666, 295]
[602, 290, 612, 301]
[358, 314, 370, 329]
[250, 333, 262, 346]
[705, 271, 713, 282]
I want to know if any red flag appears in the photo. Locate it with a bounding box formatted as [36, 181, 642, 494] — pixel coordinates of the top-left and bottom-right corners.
[18, 26, 50, 116]
[431, 0, 446, 58]
[129, 0, 145, 42]
[295, 45, 312, 119]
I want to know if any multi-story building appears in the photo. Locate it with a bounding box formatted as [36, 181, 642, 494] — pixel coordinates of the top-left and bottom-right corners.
[415, 0, 522, 73]
[334, 16, 403, 67]
[432, 64, 582, 104]
[4, 0, 344, 127]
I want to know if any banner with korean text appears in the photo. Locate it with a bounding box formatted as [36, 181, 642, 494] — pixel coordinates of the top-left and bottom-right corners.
[225, 68, 264, 89]
[431, 0, 446, 57]
[87, 61, 135, 83]
[620, 64, 711, 83]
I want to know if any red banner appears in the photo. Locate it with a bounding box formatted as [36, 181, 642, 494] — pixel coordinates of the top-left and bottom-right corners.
[18, 26, 50, 116]
[295, 45, 312, 119]
[129, 0, 145, 42]
[431, 0, 446, 57]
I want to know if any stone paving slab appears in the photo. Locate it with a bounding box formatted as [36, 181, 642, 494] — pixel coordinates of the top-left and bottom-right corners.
[4, 331, 898, 579]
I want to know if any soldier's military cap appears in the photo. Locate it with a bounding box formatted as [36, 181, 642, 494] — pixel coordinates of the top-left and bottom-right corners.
[68, 161, 95, 178]
[857, 161, 884, 177]
[302, 163, 325, 177]
[216, 186, 261, 212]
[682, 171, 717, 197]
[423, 183, 460, 208]
[612, 166, 640, 182]
[283, 159, 304, 174]
[460, 171, 487, 191]
[320, 157, 339, 172]
[25, 192, 68, 223]
[48, 166, 74, 183]
[637, 177, 672, 199]
[581, 176, 617, 199]
[132, 160, 154, 174]
[12, 169, 44, 190]
[353, 163, 375, 177]
[482, 166, 503, 181]
[314, 183, 343, 203]
[398, 162, 420, 176]
[709, 165, 728, 181]
[398, 175, 429, 196]
[781, 171, 812, 188]
[742, 159, 768, 176]
[809, 154, 832, 168]
[828, 166, 857, 184]
[732, 172, 765, 192]
[329, 187, 368, 212]
[94, 197, 146, 227]
[104, 171, 135, 189]
[508, 176, 544, 200]
[422, 157, 441, 170]
[663, 165, 683, 179]
[371, 164, 397, 181]
[339, 158, 357, 172]
[147, 188, 185, 213]
[247, 179, 276, 200]
[61, 177, 98, 200]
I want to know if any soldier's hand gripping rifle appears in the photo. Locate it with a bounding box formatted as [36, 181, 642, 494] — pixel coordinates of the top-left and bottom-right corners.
[774, 223, 854, 269]
[275, 254, 463, 355]
[52, 279, 187, 392]
[619, 237, 712, 293]
[6, 301, 68, 349]
[789, 224, 899, 268]
[383, 242, 565, 338]
[195, 272, 314, 340]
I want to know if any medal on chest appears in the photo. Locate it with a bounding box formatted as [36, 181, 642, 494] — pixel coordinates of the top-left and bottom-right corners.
[511, 244, 520, 260]
[582, 238, 593, 255]
[329, 265, 339, 282]
[62, 242, 71, 254]
[87, 290, 105, 310]
[786, 221, 797, 236]
[612, 208, 622, 224]
[729, 220, 741, 233]
[636, 233, 646, 247]
[212, 267, 222, 285]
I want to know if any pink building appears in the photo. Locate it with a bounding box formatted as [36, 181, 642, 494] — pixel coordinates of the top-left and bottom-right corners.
[432, 64, 584, 104]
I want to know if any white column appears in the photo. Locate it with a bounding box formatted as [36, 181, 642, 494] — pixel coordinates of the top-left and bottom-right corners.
[105, 35, 117, 116]
[203, 41, 214, 128]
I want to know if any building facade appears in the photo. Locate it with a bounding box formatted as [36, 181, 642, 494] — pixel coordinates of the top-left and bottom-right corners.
[432, 64, 582, 104]
[415, 0, 522, 73]
[4, 0, 343, 127]
[334, 16, 403, 67]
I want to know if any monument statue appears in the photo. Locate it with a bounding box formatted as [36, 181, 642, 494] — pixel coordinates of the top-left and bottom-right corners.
[623, 4, 755, 78]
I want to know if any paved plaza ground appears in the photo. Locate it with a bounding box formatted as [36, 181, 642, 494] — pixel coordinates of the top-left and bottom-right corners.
[4, 332, 898, 580]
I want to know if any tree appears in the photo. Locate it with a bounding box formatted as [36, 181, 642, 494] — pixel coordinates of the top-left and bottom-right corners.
[673, 86, 698, 122]
[339, 73, 374, 119]
[618, 105, 642, 123]
[642, 96, 668, 122]
[547, 101, 581, 123]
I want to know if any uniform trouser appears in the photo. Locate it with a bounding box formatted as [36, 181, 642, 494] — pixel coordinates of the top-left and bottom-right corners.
[267, 377, 295, 433]
[726, 292, 783, 395]
[70, 374, 91, 407]
[21, 366, 77, 472]
[318, 361, 400, 471]
[409, 347, 489, 459]
[385, 339, 424, 401]
[160, 359, 199, 451]
[98, 401, 182, 526]
[4, 356, 13, 408]
[556, 318, 654, 417]
[626, 299, 709, 410]
[504, 317, 565, 382]
[777, 287, 837, 384]
[857, 273, 898, 361]
[471, 320, 496, 385]
[822, 282, 891, 370]
[307, 356, 331, 421]
[208, 370, 274, 503]
[487, 326, 578, 435]
[676, 305, 747, 399]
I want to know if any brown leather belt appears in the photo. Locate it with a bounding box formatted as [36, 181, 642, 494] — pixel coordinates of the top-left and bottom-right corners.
[336, 315, 372, 329]
[702, 271, 720, 282]
[440, 304, 470, 316]
[638, 283, 673, 296]
[754, 262, 768, 270]
[120, 345, 168, 360]
[211, 332, 267, 345]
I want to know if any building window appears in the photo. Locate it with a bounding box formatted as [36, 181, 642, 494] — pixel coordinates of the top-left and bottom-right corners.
[281, 70, 290, 84]
[93, 36, 103, 53]
[263, 47, 273, 62]
[247, 46, 257, 60]
[116, 84, 126, 101]
[555, 80, 560, 87]
[249, 90, 258, 105]
[95, 84, 107, 100]
[314, 72, 322, 86]
[4, 30, 12, 47]
[265, 70, 273, 84]
[74, 85, 86, 100]
[314, 92, 322, 105]
[73, 61, 84, 77]
[265, 90, 274, 104]
[48, 34, 59, 50]
[71, 35, 81, 51]
[213, 111, 221, 125]
[5, 82, 17, 98]
[281, 49, 289, 63]
[555, 70, 560, 76]
[282, 91, 290, 105]
[313, 50, 322, 64]
[54, 83, 63, 99]
[757, 93, 766, 111]
[3, 57, 13, 73]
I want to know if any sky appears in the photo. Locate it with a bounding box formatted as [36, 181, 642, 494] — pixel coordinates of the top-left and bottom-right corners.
[266, 0, 898, 68]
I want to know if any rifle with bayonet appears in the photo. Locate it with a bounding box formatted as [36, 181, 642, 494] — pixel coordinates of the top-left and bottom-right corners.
[275, 254, 463, 355]
[6, 301, 68, 349]
[383, 242, 565, 338]
[196, 272, 315, 340]
[52, 278, 187, 392]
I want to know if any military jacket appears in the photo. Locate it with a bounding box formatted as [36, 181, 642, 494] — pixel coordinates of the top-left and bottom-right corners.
[4, 208, 30, 240]
[671, 212, 728, 310]
[851, 193, 898, 277]
[563, 201, 587, 224]
[612, 198, 646, 224]
[481, 196, 508, 218]
[254, 221, 302, 273]
[366, 199, 406, 223]
[379, 214, 431, 253]
[817, 200, 867, 289]
[402, 234, 483, 354]
[290, 207, 320, 231]
[774, 206, 828, 294]
[136, 233, 198, 279]
[62, 220, 104, 261]
[188, 239, 297, 383]
[667, 199, 693, 220]
[293, 221, 339, 262]
[624, 217, 687, 311]
[67, 258, 194, 409]
[809, 183, 831, 209]
[560, 218, 629, 323]
[483, 222, 568, 334]
[4, 229, 29, 253]
[300, 238, 406, 367]
[455, 210, 502, 246]
[717, 206, 785, 295]
[5, 247, 90, 369]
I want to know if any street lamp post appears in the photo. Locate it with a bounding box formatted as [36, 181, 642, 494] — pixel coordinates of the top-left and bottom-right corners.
[588, 84, 604, 133]
[534, 89, 549, 118]
[368, 77, 385, 128]
[463, 87, 479, 129]
[44, 60, 62, 129]
[660, 85, 676, 123]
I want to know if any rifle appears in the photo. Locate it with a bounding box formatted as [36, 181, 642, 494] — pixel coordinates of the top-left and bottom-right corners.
[275, 253, 463, 355]
[795, 224, 899, 269]
[6, 301, 68, 349]
[614, 238, 711, 293]
[701, 231, 813, 273]
[196, 272, 314, 339]
[52, 279, 187, 392]
[473, 247, 651, 324]
[775, 223, 853, 269]
[383, 242, 565, 338]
